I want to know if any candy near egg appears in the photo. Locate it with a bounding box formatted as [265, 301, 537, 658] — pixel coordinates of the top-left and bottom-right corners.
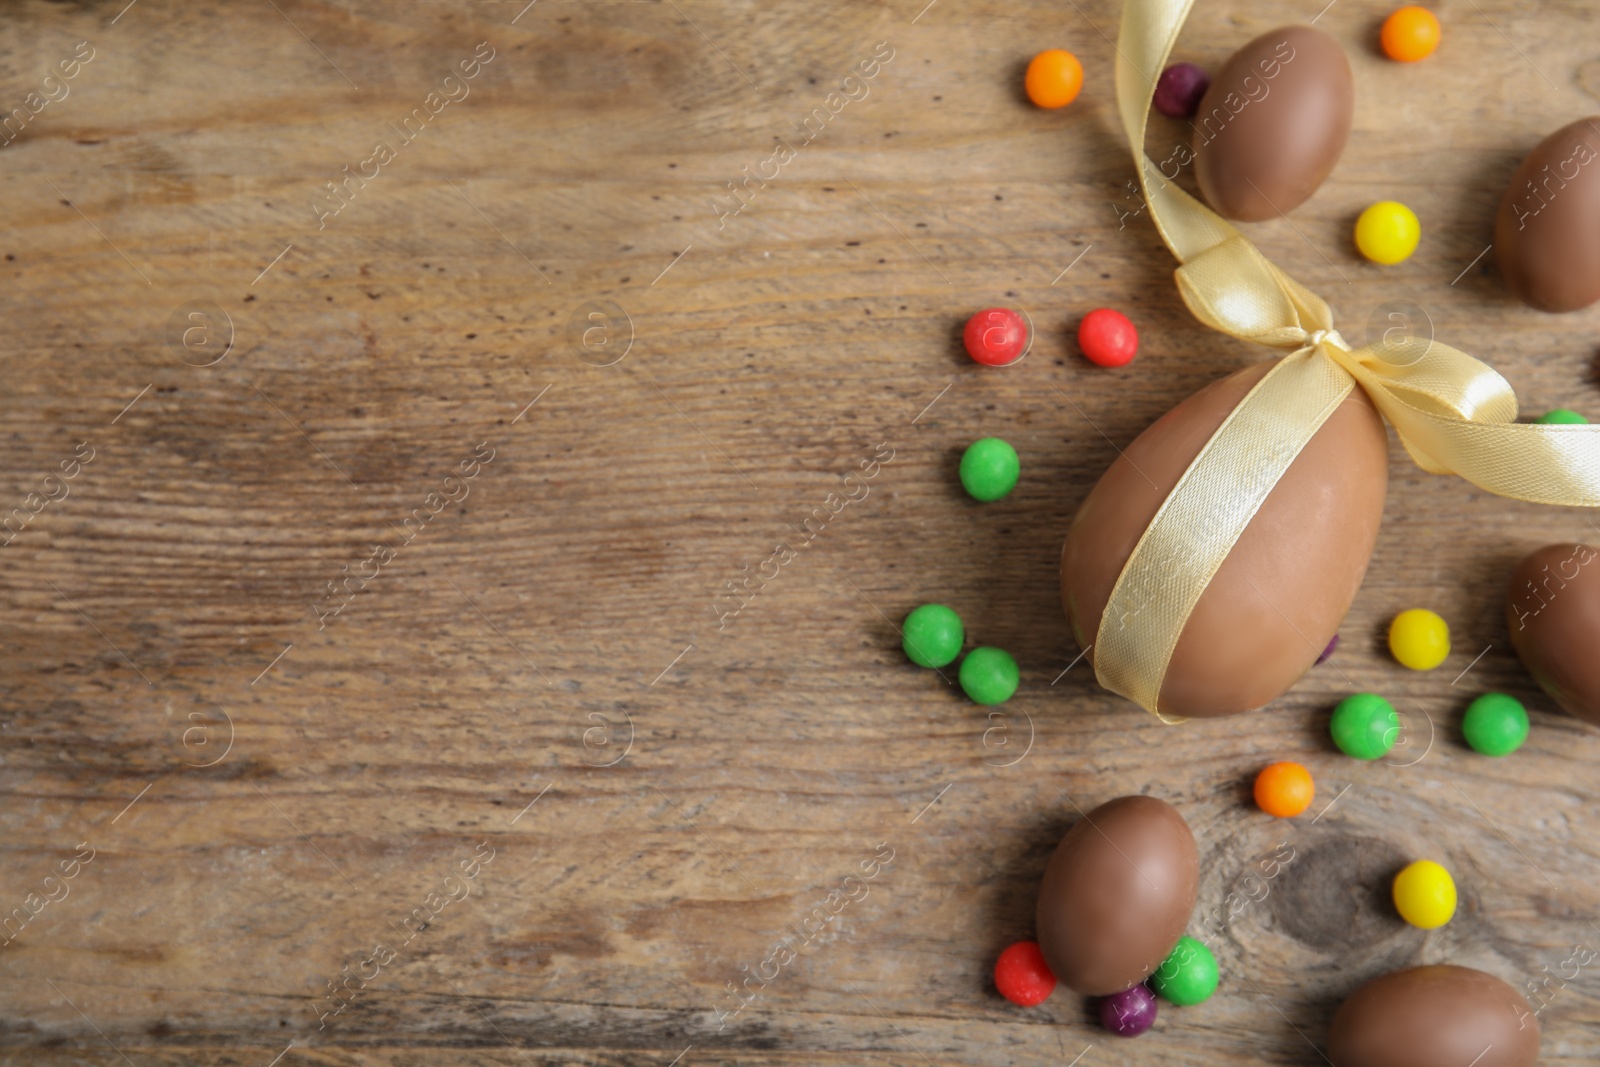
[1392, 859, 1456, 929]
[1062, 361, 1387, 717]
[1153, 62, 1209, 118]
[1192, 26, 1354, 221]
[1380, 6, 1441, 63]
[901, 604, 963, 669]
[1354, 201, 1421, 264]
[1506, 543, 1600, 726]
[1253, 761, 1314, 817]
[993, 941, 1056, 1007]
[1035, 796, 1199, 996]
[963, 308, 1029, 366]
[1077, 308, 1139, 367]
[1388, 608, 1450, 670]
[1462, 693, 1529, 756]
[1538, 408, 1588, 425]
[1025, 49, 1083, 109]
[1494, 116, 1600, 312]
[1328, 966, 1539, 1067]
[1099, 984, 1157, 1036]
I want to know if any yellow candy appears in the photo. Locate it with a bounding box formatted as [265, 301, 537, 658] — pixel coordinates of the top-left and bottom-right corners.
[1388, 608, 1450, 670]
[1393, 859, 1456, 929]
[1354, 201, 1421, 265]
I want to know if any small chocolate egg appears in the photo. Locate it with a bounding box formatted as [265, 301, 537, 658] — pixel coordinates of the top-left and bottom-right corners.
[1061, 360, 1388, 718]
[1035, 795, 1199, 996]
[1506, 542, 1600, 725]
[1494, 116, 1600, 312]
[1191, 26, 1354, 221]
[1329, 965, 1539, 1067]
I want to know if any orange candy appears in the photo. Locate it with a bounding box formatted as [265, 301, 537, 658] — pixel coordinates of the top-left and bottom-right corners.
[1381, 6, 1441, 63]
[1026, 49, 1084, 109]
[1254, 762, 1315, 818]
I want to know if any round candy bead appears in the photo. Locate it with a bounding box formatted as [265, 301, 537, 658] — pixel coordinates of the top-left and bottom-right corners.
[993, 940, 1056, 1006]
[1025, 49, 1084, 110]
[1381, 6, 1441, 63]
[1153, 62, 1210, 119]
[902, 603, 963, 669]
[1389, 608, 1450, 670]
[963, 307, 1030, 367]
[1331, 693, 1400, 760]
[1538, 408, 1588, 425]
[1354, 201, 1421, 265]
[1393, 859, 1457, 929]
[1462, 692, 1529, 757]
[1316, 633, 1339, 665]
[1149, 936, 1218, 1006]
[960, 647, 1018, 705]
[1078, 308, 1139, 367]
[1254, 761, 1315, 818]
[1100, 983, 1157, 1036]
[959, 438, 1020, 502]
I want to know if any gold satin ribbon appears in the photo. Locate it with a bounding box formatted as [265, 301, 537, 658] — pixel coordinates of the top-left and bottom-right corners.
[1096, 0, 1600, 717]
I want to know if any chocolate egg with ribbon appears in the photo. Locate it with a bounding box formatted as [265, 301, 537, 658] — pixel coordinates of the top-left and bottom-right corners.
[1062, 357, 1388, 718]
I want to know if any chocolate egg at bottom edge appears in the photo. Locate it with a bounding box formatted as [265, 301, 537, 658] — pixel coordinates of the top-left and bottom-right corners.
[1036, 795, 1199, 996]
[1329, 965, 1538, 1067]
[1061, 360, 1388, 718]
[1495, 116, 1600, 312]
[1507, 542, 1600, 724]
[1191, 25, 1354, 221]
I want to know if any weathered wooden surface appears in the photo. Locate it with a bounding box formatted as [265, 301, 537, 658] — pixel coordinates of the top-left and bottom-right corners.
[2, 0, 1600, 1063]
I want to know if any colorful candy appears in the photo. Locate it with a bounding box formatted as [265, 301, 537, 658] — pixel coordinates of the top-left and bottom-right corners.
[1331, 693, 1400, 760]
[960, 437, 1020, 502]
[1149, 936, 1217, 1006]
[1537, 408, 1588, 425]
[1462, 692, 1529, 757]
[1153, 62, 1209, 119]
[902, 604, 964, 669]
[1025, 49, 1083, 109]
[1099, 983, 1157, 1036]
[993, 940, 1056, 1006]
[1381, 6, 1441, 63]
[1253, 761, 1315, 818]
[1078, 308, 1139, 367]
[1316, 633, 1339, 665]
[960, 647, 1018, 705]
[963, 308, 1030, 367]
[1392, 859, 1457, 929]
[1388, 608, 1450, 670]
[1354, 201, 1421, 265]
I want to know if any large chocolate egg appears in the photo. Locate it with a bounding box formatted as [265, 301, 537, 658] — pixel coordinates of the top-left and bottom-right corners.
[1507, 542, 1600, 725]
[1191, 26, 1354, 221]
[1329, 965, 1539, 1067]
[1035, 795, 1198, 995]
[1061, 361, 1388, 718]
[1494, 117, 1600, 312]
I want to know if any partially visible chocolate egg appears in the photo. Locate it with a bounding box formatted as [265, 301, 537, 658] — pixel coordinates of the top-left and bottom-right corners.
[1035, 795, 1199, 996]
[1494, 117, 1600, 312]
[1506, 542, 1600, 725]
[1329, 965, 1539, 1067]
[1191, 25, 1354, 221]
[1061, 360, 1388, 718]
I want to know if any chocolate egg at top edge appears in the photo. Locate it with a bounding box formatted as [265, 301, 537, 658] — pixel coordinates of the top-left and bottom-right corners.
[1035, 795, 1199, 996]
[1494, 116, 1600, 312]
[1507, 542, 1600, 725]
[1329, 965, 1539, 1067]
[1192, 25, 1354, 221]
[1061, 360, 1388, 718]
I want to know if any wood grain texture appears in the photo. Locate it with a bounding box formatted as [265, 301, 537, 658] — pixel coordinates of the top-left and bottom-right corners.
[2, 0, 1600, 1063]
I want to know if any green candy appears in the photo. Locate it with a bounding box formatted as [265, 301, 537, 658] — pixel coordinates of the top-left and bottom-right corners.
[902, 603, 964, 669]
[1462, 692, 1529, 757]
[959, 646, 1018, 705]
[959, 437, 1020, 502]
[1331, 693, 1399, 760]
[1150, 935, 1218, 1006]
[1537, 409, 1588, 425]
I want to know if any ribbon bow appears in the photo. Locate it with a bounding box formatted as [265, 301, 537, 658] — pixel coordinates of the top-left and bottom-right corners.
[1094, 0, 1600, 717]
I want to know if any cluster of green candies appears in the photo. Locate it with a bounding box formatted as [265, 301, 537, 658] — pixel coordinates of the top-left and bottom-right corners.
[902, 604, 1018, 705]
[1330, 691, 1530, 759]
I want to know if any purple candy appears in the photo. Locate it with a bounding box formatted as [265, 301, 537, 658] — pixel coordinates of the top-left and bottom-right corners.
[1154, 62, 1210, 119]
[1100, 983, 1157, 1036]
[1316, 633, 1339, 665]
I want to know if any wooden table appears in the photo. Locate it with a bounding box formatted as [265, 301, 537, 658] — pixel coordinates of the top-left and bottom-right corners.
[2, 0, 1599, 1063]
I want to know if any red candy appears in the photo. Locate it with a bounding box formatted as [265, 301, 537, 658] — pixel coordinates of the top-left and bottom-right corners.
[1078, 308, 1139, 367]
[963, 308, 1030, 366]
[994, 940, 1057, 1006]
